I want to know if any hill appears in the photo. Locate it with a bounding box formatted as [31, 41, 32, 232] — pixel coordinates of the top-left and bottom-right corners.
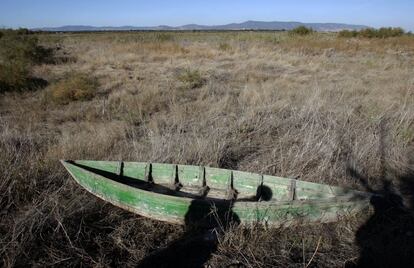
[34, 20, 368, 32]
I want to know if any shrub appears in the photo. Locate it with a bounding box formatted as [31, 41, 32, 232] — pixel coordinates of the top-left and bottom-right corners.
[377, 27, 404, 38]
[359, 28, 377, 38]
[177, 69, 205, 89]
[0, 30, 38, 62]
[46, 73, 99, 104]
[289, 26, 314, 36]
[338, 30, 358, 38]
[0, 31, 34, 92]
[0, 28, 53, 92]
[338, 27, 405, 39]
[0, 61, 29, 92]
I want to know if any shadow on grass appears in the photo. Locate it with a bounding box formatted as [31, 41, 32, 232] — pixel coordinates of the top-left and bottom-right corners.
[26, 77, 48, 89]
[35, 45, 76, 65]
[0, 77, 48, 93]
[137, 186, 272, 268]
[137, 200, 239, 268]
[346, 120, 414, 268]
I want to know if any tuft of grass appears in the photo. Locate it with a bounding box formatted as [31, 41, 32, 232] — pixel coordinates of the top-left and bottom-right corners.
[45, 73, 99, 104]
[177, 69, 206, 89]
[218, 42, 232, 52]
[153, 32, 174, 42]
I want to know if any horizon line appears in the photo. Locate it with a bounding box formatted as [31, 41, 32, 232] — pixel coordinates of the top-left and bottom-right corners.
[26, 19, 374, 31]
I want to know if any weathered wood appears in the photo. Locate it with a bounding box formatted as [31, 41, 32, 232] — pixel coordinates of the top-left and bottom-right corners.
[61, 160, 373, 227]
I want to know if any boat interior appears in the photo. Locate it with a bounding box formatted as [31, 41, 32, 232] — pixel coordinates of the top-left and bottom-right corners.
[65, 160, 363, 202]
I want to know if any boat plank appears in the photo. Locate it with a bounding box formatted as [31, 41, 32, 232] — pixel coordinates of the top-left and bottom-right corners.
[61, 160, 373, 226]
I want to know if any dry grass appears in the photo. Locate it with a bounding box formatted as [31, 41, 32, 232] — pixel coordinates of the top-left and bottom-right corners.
[44, 72, 99, 104]
[1, 31, 414, 267]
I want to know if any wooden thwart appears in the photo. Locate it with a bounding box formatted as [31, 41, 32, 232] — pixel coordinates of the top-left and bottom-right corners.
[61, 160, 373, 226]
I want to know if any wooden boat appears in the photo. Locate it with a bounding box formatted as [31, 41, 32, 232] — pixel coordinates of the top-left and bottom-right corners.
[61, 160, 373, 227]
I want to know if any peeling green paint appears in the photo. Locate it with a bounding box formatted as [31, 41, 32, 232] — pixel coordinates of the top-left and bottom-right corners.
[61, 160, 372, 226]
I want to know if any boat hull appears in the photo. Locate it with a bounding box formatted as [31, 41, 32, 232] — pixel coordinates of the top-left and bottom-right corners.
[61, 160, 372, 226]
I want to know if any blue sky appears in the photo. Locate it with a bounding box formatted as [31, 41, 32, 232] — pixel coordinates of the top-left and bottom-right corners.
[1, 0, 413, 30]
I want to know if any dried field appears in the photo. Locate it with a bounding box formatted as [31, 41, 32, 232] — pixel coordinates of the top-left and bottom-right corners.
[1, 31, 414, 267]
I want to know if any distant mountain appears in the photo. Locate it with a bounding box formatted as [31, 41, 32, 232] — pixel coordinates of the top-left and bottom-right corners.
[33, 20, 368, 32]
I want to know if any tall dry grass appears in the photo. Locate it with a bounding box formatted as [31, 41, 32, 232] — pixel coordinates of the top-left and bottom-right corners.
[1, 31, 413, 267]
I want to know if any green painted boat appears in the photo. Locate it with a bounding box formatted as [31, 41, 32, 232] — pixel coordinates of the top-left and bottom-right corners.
[61, 160, 372, 227]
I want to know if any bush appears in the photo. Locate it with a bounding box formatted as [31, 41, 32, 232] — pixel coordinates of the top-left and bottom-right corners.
[0, 61, 29, 92]
[177, 69, 205, 89]
[289, 26, 314, 36]
[0, 31, 34, 92]
[378, 27, 404, 38]
[46, 73, 99, 104]
[0, 28, 53, 92]
[359, 28, 377, 38]
[338, 27, 405, 39]
[0, 29, 38, 63]
[338, 30, 358, 38]
[15, 28, 33, 35]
